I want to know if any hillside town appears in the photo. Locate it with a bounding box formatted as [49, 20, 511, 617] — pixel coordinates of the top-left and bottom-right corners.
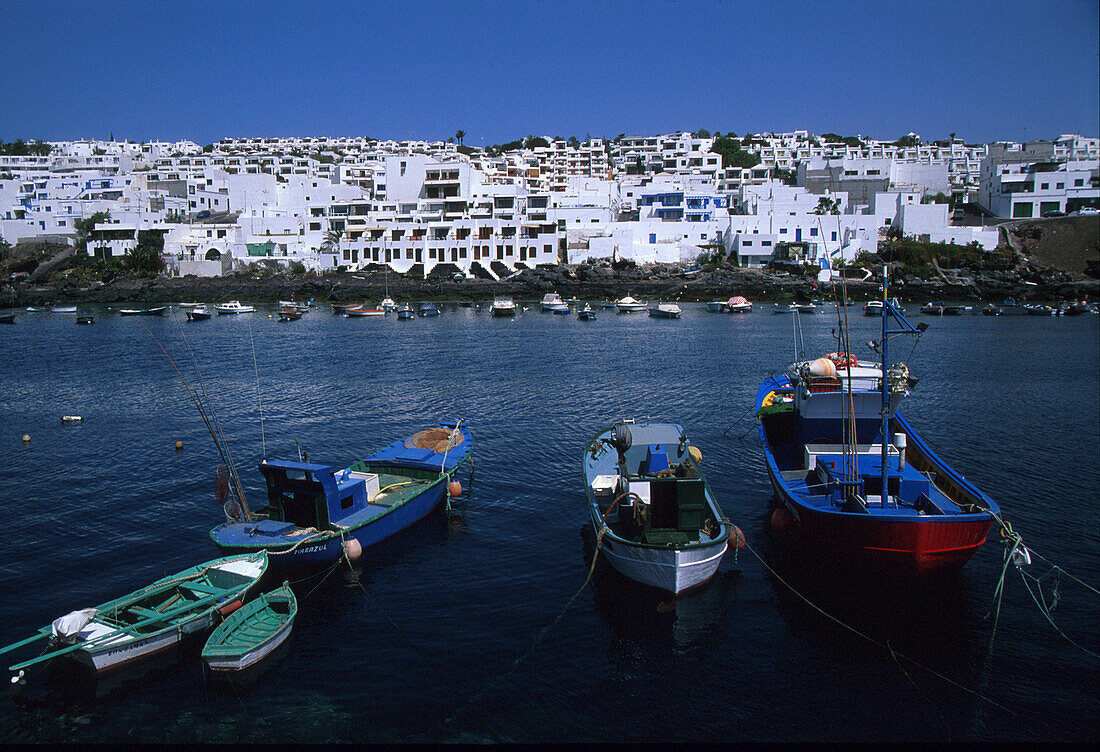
[1, 130, 1097, 282]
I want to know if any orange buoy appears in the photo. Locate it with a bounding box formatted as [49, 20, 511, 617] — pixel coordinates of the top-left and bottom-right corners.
[448, 480, 462, 498]
[342, 538, 362, 562]
[770, 507, 795, 534]
[174, 440, 184, 451]
[728, 525, 746, 550]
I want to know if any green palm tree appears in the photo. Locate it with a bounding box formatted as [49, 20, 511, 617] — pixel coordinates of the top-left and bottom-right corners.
[321, 227, 343, 257]
[455, 129, 466, 146]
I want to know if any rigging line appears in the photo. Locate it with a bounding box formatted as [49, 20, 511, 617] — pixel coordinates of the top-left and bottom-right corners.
[887, 639, 953, 742]
[1018, 569, 1100, 660]
[437, 502, 618, 734]
[172, 310, 250, 516]
[139, 319, 230, 471]
[247, 314, 267, 460]
[739, 536, 1012, 713]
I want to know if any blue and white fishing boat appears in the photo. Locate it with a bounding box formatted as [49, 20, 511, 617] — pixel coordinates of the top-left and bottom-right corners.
[755, 267, 1000, 577]
[540, 292, 569, 313]
[583, 420, 732, 594]
[210, 422, 474, 566]
[417, 302, 441, 317]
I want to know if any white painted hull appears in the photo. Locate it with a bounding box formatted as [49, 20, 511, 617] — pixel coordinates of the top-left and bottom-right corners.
[75, 610, 217, 672]
[205, 617, 294, 672]
[601, 536, 727, 594]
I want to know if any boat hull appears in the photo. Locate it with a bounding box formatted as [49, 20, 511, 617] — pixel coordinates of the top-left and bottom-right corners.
[212, 479, 450, 566]
[601, 535, 726, 593]
[765, 464, 994, 577]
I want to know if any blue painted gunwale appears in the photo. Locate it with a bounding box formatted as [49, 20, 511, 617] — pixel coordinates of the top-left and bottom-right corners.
[210, 422, 473, 566]
[755, 373, 999, 577]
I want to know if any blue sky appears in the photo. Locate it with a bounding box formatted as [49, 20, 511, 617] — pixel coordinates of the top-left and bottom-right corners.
[1, 0, 1096, 146]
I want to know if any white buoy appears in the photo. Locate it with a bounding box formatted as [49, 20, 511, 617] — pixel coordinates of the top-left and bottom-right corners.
[21, 434, 30, 443]
[61, 415, 83, 422]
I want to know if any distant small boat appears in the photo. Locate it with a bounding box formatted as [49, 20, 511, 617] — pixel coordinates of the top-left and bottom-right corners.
[344, 306, 384, 317]
[380, 298, 397, 312]
[706, 300, 727, 313]
[25, 307, 48, 312]
[277, 300, 309, 313]
[459, 301, 473, 308]
[215, 301, 255, 315]
[600, 300, 619, 310]
[616, 295, 647, 313]
[278, 307, 302, 321]
[187, 307, 212, 321]
[982, 304, 1004, 316]
[490, 297, 517, 317]
[76, 312, 95, 325]
[120, 306, 167, 316]
[202, 582, 297, 673]
[417, 303, 441, 317]
[1065, 301, 1096, 316]
[178, 302, 203, 308]
[1024, 304, 1056, 316]
[863, 299, 884, 316]
[331, 303, 359, 315]
[397, 304, 415, 320]
[540, 292, 569, 313]
[0, 552, 268, 676]
[1, 313, 16, 324]
[727, 296, 752, 313]
[578, 304, 597, 321]
[649, 303, 682, 319]
[52, 306, 78, 314]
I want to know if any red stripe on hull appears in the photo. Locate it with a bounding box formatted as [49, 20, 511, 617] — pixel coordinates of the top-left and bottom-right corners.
[769, 473, 994, 578]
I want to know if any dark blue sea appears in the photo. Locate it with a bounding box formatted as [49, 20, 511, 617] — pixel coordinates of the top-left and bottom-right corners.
[1, 302, 1097, 743]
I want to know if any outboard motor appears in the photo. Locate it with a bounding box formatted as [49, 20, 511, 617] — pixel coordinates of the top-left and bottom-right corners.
[609, 423, 633, 466]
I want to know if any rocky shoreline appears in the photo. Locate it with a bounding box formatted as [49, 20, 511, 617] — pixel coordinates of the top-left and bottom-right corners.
[4, 260, 1098, 308]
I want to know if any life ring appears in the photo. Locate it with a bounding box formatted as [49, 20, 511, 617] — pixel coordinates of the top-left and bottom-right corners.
[826, 352, 857, 368]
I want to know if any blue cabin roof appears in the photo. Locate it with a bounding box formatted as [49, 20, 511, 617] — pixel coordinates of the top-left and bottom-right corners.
[363, 421, 472, 472]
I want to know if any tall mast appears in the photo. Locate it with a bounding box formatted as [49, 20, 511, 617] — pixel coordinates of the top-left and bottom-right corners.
[880, 265, 890, 507]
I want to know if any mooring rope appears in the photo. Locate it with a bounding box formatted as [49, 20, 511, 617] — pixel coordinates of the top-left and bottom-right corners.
[738, 536, 1012, 713]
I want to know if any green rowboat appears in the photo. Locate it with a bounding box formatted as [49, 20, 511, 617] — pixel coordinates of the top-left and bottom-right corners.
[2, 552, 269, 678]
[202, 582, 297, 672]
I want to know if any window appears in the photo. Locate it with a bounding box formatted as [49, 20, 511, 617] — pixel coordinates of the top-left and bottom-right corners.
[1012, 202, 1033, 218]
[399, 161, 406, 176]
[649, 233, 656, 243]
[1056, 183, 1064, 189]
[1075, 179, 1084, 187]
[1040, 183, 1049, 190]
[810, 228, 818, 236]
[761, 240, 772, 246]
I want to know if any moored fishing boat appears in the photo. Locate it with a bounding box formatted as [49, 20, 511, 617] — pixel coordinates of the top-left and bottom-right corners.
[201, 581, 296, 672]
[616, 295, 647, 313]
[120, 306, 167, 316]
[215, 301, 255, 315]
[706, 299, 727, 313]
[209, 422, 474, 566]
[0, 312, 14, 324]
[540, 292, 569, 313]
[578, 303, 597, 320]
[52, 306, 78, 314]
[396, 304, 415, 320]
[277, 300, 310, 313]
[277, 307, 302, 321]
[187, 306, 212, 321]
[344, 305, 384, 317]
[727, 296, 752, 313]
[1, 552, 268, 678]
[76, 312, 95, 325]
[490, 296, 516, 317]
[417, 303, 441, 317]
[582, 420, 731, 594]
[755, 268, 999, 578]
[648, 302, 682, 319]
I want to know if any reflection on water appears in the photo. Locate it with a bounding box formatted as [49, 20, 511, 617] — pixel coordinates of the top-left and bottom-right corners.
[581, 525, 741, 649]
[0, 306, 1096, 742]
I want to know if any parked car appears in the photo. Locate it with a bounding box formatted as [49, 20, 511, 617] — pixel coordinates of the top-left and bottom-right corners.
[1042, 209, 1066, 218]
[196, 210, 211, 219]
[1074, 207, 1099, 216]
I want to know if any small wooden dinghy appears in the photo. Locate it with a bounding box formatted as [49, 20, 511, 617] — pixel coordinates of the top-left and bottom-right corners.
[202, 582, 296, 672]
[1, 552, 268, 677]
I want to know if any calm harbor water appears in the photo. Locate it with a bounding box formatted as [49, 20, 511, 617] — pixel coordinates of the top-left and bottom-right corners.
[1, 303, 1097, 743]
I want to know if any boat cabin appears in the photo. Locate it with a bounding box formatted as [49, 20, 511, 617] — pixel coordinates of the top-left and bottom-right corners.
[256, 460, 379, 532]
[594, 437, 714, 546]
